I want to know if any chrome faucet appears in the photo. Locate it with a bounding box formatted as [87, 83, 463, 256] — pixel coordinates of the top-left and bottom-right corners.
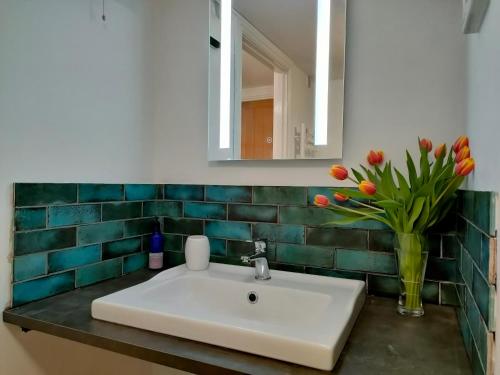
[241, 240, 271, 280]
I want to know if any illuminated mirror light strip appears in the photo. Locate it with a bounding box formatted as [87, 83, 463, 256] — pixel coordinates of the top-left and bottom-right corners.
[219, 0, 232, 149]
[314, 0, 331, 146]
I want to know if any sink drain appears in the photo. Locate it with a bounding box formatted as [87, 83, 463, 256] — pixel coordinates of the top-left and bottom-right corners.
[247, 291, 258, 304]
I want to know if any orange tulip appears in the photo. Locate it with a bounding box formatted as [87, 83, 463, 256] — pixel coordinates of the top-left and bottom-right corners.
[329, 165, 348, 180]
[455, 146, 470, 163]
[367, 150, 384, 166]
[359, 180, 377, 196]
[453, 136, 469, 153]
[434, 143, 446, 159]
[334, 192, 349, 202]
[314, 194, 330, 207]
[455, 158, 475, 176]
[419, 138, 433, 152]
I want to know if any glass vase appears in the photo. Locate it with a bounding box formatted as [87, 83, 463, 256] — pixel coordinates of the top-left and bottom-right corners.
[394, 232, 428, 317]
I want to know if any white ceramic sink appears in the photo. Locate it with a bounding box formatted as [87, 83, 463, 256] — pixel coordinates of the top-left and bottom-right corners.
[91, 263, 365, 370]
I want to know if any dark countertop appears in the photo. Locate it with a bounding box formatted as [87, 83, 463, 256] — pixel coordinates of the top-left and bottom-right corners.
[3, 270, 471, 375]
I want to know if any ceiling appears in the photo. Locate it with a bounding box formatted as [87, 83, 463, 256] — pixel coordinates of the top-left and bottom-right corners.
[242, 50, 274, 88]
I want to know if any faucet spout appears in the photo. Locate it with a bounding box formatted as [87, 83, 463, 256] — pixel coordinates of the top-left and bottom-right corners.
[241, 240, 271, 280]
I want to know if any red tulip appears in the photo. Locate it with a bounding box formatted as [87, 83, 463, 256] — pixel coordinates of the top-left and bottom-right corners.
[367, 150, 384, 166]
[434, 144, 446, 159]
[314, 194, 330, 207]
[359, 180, 377, 196]
[455, 158, 475, 176]
[334, 192, 349, 202]
[455, 146, 470, 163]
[419, 138, 433, 152]
[329, 165, 348, 180]
[453, 136, 469, 153]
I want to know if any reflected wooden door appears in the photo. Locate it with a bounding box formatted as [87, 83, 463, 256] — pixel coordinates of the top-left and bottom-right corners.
[241, 99, 273, 159]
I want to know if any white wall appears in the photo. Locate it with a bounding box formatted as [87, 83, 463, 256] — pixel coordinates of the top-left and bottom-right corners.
[152, 0, 466, 186]
[0, 0, 183, 374]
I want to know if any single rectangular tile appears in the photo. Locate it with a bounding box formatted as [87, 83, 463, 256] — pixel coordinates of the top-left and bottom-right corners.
[206, 185, 252, 203]
[164, 218, 203, 235]
[461, 246, 474, 290]
[124, 218, 156, 236]
[466, 222, 482, 265]
[13, 271, 75, 306]
[78, 184, 124, 203]
[78, 222, 123, 245]
[471, 338, 486, 375]
[15, 228, 76, 256]
[102, 202, 142, 221]
[205, 221, 251, 240]
[15, 208, 46, 231]
[124, 184, 162, 201]
[143, 201, 182, 218]
[123, 253, 148, 274]
[253, 186, 306, 205]
[163, 234, 184, 252]
[270, 263, 306, 273]
[184, 202, 226, 220]
[368, 230, 395, 252]
[208, 238, 226, 256]
[306, 227, 368, 249]
[477, 318, 489, 370]
[473, 191, 495, 236]
[15, 183, 77, 207]
[305, 267, 365, 281]
[75, 258, 122, 287]
[13, 253, 47, 282]
[466, 288, 482, 347]
[48, 204, 100, 227]
[164, 184, 204, 201]
[252, 223, 305, 244]
[472, 265, 491, 327]
[337, 249, 396, 274]
[276, 243, 334, 268]
[48, 245, 101, 273]
[102, 237, 142, 259]
[459, 190, 475, 222]
[164, 251, 186, 268]
[442, 235, 460, 258]
[426, 257, 457, 282]
[228, 204, 277, 223]
[458, 306, 473, 359]
[440, 283, 460, 306]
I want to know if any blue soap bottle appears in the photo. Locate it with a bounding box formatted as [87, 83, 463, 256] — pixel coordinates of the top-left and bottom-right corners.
[149, 218, 164, 270]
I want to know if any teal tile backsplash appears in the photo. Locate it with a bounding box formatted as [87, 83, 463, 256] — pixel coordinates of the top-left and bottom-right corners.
[11, 177, 495, 372]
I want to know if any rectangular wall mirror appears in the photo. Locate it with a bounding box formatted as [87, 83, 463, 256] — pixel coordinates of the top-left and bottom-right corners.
[208, 0, 346, 161]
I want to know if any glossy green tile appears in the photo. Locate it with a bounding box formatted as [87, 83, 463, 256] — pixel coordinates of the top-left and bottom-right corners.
[472, 265, 491, 326]
[164, 184, 204, 201]
[78, 222, 123, 245]
[228, 204, 277, 223]
[306, 227, 368, 249]
[473, 191, 494, 236]
[205, 221, 251, 240]
[466, 288, 482, 348]
[102, 237, 141, 259]
[426, 257, 457, 282]
[276, 243, 334, 268]
[79, 184, 124, 203]
[123, 253, 148, 273]
[440, 283, 460, 306]
[458, 306, 473, 359]
[252, 223, 304, 244]
[253, 186, 306, 205]
[15, 208, 46, 231]
[461, 246, 473, 290]
[305, 267, 365, 281]
[75, 258, 122, 287]
[368, 231, 394, 252]
[13, 271, 75, 306]
[124, 218, 156, 236]
[15, 183, 77, 207]
[13, 254, 46, 282]
[163, 234, 184, 252]
[164, 218, 203, 235]
[442, 235, 460, 258]
[15, 228, 76, 256]
[477, 319, 488, 371]
[461, 190, 475, 222]
[466, 222, 482, 265]
[427, 234, 442, 257]
[48, 204, 100, 227]
[226, 240, 255, 258]
[164, 251, 185, 268]
[421, 281, 440, 304]
[270, 262, 306, 273]
[102, 202, 142, 221]
[337, 249, 396, 274]
[124, 184, 162, 201]
[367, 274, 438, 303]
[184, 202, 226, 220]
[48, 245, 101, 273]
[206, 185, 252, 203]
[208, 238, 226, 256]
[210, 256, 249, 267]
[143, 201, 182, 217]
[471, 337, 486, 375]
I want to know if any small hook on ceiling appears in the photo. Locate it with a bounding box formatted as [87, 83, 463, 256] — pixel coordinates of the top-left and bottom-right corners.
[102, 0, 106, 22]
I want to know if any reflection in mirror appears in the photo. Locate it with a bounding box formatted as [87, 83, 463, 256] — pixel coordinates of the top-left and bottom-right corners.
[209, 0, 346, 160]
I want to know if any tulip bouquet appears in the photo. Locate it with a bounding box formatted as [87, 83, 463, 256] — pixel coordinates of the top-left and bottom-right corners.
[314, 136, 474, 316]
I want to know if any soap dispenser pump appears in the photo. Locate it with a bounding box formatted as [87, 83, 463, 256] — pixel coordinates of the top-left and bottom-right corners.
[149, 218, 164, 270]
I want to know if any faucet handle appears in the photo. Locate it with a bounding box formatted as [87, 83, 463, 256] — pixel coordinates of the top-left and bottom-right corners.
[241, 255, 251, 264]
[254, 239, 267, 253]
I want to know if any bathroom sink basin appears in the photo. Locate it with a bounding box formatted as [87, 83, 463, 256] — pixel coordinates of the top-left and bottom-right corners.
[91, 263, 365, 370]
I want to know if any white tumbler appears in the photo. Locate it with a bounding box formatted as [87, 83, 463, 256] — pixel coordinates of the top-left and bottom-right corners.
[185, 235, 210, 270]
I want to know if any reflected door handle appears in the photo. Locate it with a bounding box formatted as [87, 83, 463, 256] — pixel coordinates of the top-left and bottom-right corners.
[266, 137, 273, 144]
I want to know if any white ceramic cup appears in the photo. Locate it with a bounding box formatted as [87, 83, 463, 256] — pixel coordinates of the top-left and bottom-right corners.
[185, 235, 210, 270]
